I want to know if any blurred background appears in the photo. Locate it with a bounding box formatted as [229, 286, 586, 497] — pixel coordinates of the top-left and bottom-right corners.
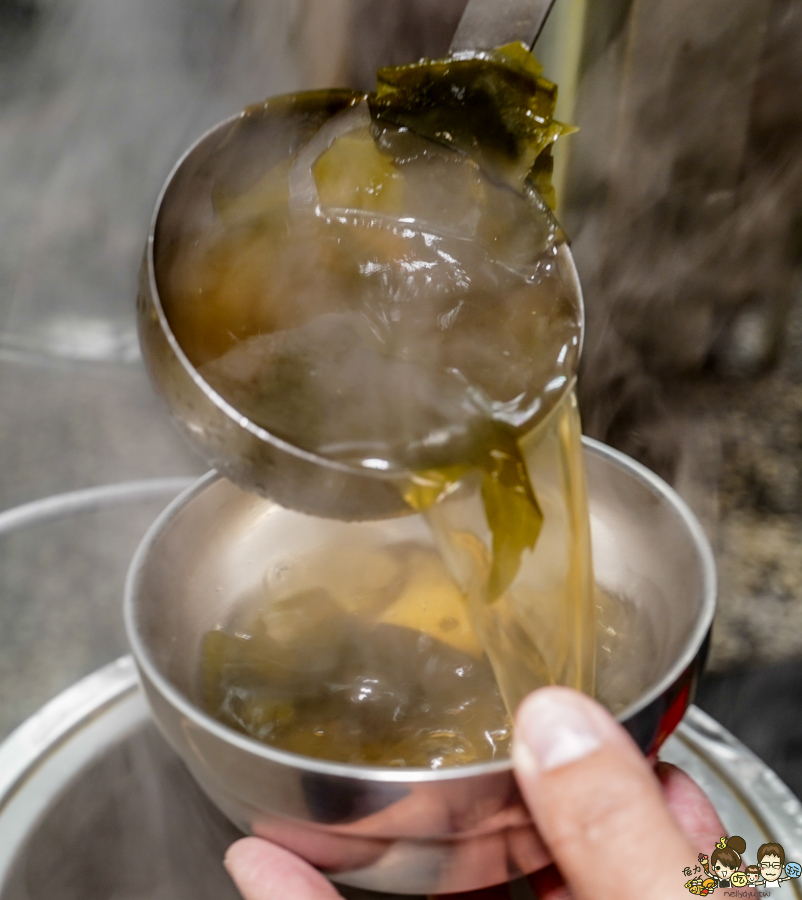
[0, 0, 801, 795]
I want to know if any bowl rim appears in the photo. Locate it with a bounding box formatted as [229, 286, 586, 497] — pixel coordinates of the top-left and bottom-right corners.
[144, 89, 585, 484]
[124, 437, 716, 783]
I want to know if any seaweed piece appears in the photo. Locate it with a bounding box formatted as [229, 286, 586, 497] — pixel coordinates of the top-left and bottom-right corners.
[405, 435, 543, 603]
[480, 443, 543, 601]
[368, 41, 575, 198]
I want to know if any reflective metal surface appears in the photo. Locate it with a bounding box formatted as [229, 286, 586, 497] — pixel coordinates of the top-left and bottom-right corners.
[0, 479, 193, 537]
[0, 658, 247, 900]
[137, 90, 584, 521]
[0, 478, 195, 742]
[124, 438, 715, 894]
[450, 0, 557, 52]
[2, 658, 800, 899]
[663, 708, 802, 896]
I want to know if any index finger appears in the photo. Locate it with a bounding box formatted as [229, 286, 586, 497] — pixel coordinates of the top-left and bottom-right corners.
[225, 837, 342, 900]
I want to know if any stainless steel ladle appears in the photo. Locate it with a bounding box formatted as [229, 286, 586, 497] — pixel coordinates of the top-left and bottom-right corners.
[451, 0, 558, 53]
[137, 0, 574, 520]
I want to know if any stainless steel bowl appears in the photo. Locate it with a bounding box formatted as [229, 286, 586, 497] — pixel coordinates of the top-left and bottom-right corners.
[124, 438, 715, 895]
[136, 91, 584, 521]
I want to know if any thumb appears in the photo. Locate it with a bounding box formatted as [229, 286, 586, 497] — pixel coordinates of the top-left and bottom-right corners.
[513, 687, 695, 900]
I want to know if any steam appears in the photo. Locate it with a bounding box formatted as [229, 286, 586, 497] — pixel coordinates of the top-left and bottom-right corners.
[565, 0, 802, 671]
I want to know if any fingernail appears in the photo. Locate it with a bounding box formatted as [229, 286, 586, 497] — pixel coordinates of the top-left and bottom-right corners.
[514, 691, 602, 775]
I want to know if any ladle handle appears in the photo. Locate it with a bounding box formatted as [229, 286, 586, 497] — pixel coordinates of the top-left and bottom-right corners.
[450, 0, 558, 53]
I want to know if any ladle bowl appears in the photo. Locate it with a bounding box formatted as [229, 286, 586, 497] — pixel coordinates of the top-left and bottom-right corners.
[136, 90, 584, 521]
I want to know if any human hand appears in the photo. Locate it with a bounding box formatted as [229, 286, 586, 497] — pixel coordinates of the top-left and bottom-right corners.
[224, 686, 740, 900]
[511, 687, 738, 899]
